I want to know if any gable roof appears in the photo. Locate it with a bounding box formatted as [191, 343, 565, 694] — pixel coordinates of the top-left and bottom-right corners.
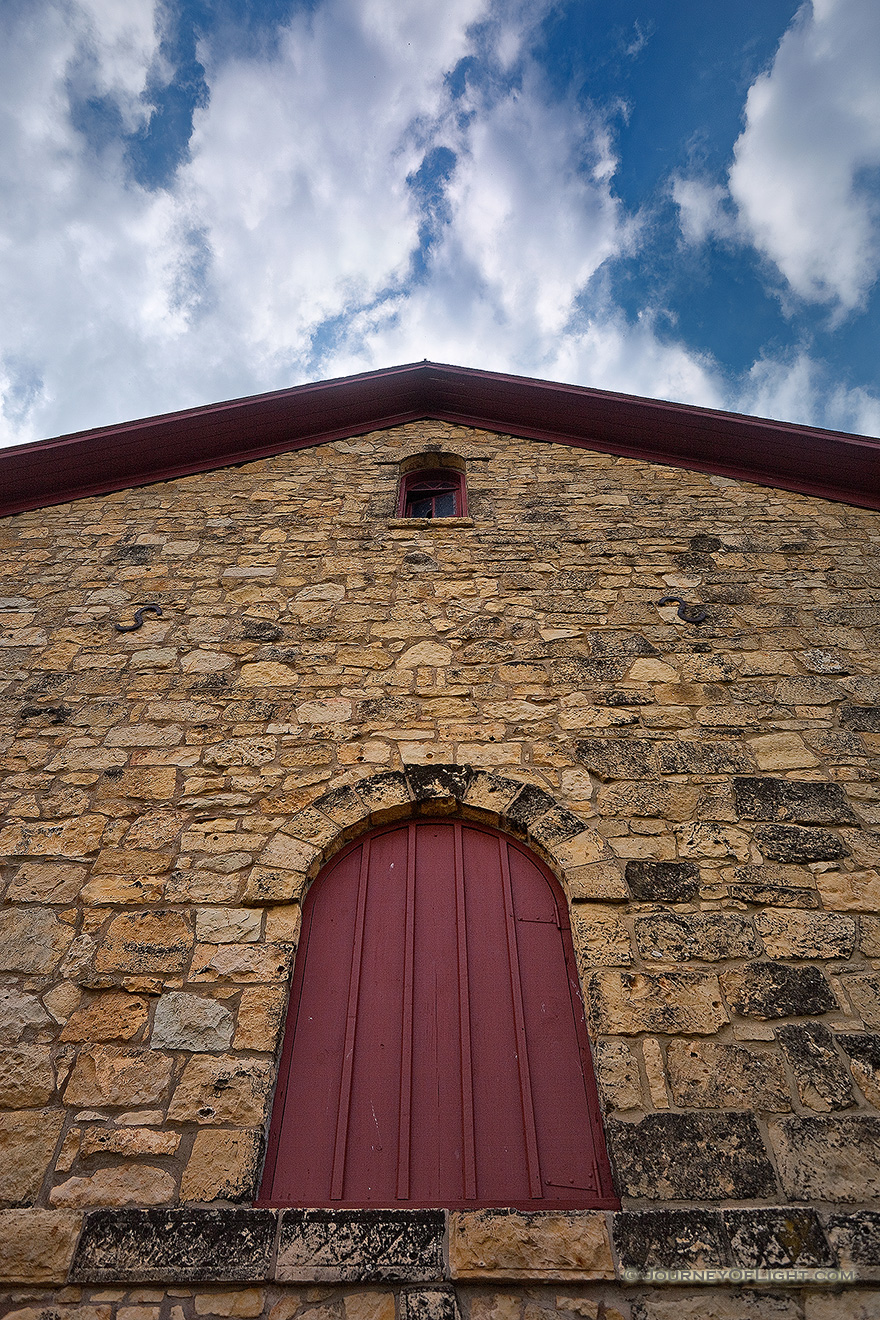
[2, 360, 879, 517]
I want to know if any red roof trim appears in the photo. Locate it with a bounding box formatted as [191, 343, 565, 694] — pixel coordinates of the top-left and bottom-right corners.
[2, 360, 879, 516]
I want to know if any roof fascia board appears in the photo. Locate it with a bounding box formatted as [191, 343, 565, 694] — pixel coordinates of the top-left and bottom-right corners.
[1, 361, 879, 516]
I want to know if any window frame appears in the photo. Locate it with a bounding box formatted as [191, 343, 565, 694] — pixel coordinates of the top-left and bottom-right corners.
[397, 468, 468, 519]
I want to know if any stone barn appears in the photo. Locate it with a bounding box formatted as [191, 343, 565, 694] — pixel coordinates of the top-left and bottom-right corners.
[1, 361, 880, 1320]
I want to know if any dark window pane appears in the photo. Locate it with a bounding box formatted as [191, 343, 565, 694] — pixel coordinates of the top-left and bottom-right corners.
[408, 495, 435, 518]
[433, 490, 456, 516]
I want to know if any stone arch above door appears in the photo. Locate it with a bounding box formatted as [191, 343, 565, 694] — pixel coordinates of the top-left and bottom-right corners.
[251, 764, 624, 909]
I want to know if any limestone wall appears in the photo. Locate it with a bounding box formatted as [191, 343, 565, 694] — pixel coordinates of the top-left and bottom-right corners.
[2, 419, 880, 1305]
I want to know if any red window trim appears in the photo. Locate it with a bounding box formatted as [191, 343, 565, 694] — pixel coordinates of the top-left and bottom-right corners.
[397, 468, 468, 518]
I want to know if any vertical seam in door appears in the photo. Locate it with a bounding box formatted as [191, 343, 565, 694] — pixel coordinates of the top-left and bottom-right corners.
[454, 820, 477, 1199]
[499, 836, 544, 1199]
[330, 836, 371, 1200]
[396, 822, 417, 1199]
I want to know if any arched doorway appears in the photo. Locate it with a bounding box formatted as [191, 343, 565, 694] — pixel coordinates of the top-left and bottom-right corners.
[259, 818, 617, 1209]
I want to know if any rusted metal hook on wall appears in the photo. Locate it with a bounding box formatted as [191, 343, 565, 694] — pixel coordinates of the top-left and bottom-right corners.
[658, 595, 707, 625]
[114, 604, 164, 632]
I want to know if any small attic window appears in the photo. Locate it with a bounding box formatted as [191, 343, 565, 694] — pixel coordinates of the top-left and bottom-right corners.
[397, 458, 467, 519]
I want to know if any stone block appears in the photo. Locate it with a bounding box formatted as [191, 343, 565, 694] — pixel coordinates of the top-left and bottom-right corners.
[624, 860, 700, 902]
[631, 1292, 801, 1319]
[748, 732, 820, 770]
[655, 741, 753, 775]
[234, 984, 287, 1051]
[0, 1109, 65, 1205]
[608, 1113, 778, 1200]
[840, 704, 880, 732]
[769, 1117, 880, 1200]
[755, 825, 848, 863]
[79, 1128, 179, 1158]
[6, 862, 85, 903]
[588, 969, 727, 1035]
[0, 813, 107, 861]
[818, 869, 880, 912]
[721, 962, 838, 1020]
[241, 866, 307, 904]
[837, 1034, 880, 1106]
[64, 1043, 173, 1107]
[60, 992, 150, 1043]
[189, 943, 291, 983]
[152, 993, 235, 1052]
[196, 909, 262, 944]
[258, 833, 321, 873]
[400, 1289, 457, 1320]
[193, 1290, 266, 1317]
[574, 740, 658, 781]
[449, 1209, 614, 1279]
[71, 1207, 278, 1281]
[566, 863, 628, 902]
[277, 1209, 444, 1282]
[50, 1164, 176, 1207]
[95, 911, 193, 975]
[168, 1054, 273, 1124]
[635, 913, 760, 963]
[723, 1208, 834, 1268]
[463, 771, 522, 816]
[754, 910, 856, 959]
[733, 777, 856, 824]
[823, 1210, 880, 1278]
[0, 1045, 55, 1107]
[594, 1039, 642, 1110]
[778, 1023, 855, 1111]
[666, 1040, 791, 1111]
[180, 1129, 262, 1202]
[0, 1208, 82, 1282]
[571, 906, 632, 968]
[404, 763, 473, 804]
[843, 974, 880, 1028]
[0, 988, 50, 1041]
[612, 1209, 729, 1271]
[0, 906, 75, 973]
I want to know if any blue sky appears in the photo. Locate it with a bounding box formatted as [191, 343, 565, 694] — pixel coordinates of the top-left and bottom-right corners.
[1, 0, 879, 446]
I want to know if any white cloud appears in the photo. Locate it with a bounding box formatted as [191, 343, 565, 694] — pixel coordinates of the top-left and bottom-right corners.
[737, 349, 880, 436]
[729, 0, 880, 316]
[671, 177, 737, 246]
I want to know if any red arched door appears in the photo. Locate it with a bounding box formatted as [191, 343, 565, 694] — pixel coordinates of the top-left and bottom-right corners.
[259, 819, 617, 1209]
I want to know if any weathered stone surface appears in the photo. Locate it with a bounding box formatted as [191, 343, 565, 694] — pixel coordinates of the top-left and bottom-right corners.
[721, 961, 838, 1019]
[574, 739, 658, 781]
[837, 1034, 880, 1106]
[152, 992, 235, 1052]
[0, 1208, 82, 1282]
[755, 825, 848, 863]
[656, 740, 753, 775]
[449, 1209, 614, 1279]
[79, 1127, 179, 1158]
[608, 1112, 778, 1200]
[60, 992, 150, 1042]
[0, 813, 106, 860]
[0, 988, 50, 1041]
[594, 1040, 642, 1111]
[180, 1129, 261, 1202]
[823, 1210, 880, 1276]
[168, 1054, 273, 1124]
[6, 861, 85, 903]
[727, 864, 819, 908]
[624, 860, 700, 902]
[754, 909, 856, 959]
[843, 974, 880, 1028]
[666, 1040, 791, 1111]
[399, 1289, 456, 1320]
[94, 911, 193, 974]
[566, 862, 628, 901]
[778, 1022, 855, 1111]
[195, 908, 262, 943]
[63, 1047, 173, 1108]
[50, 1164, 176, 1207]
[588, 969, 727, 1035]
[733, 777, 856, 824]
[193, 1289, 267, 1318]
[277, 1209, 445, 1282]
[840, 704, 880, 732]
[571, 906, 632, 967]
[72, 1207, 278, 1281]
[770, 1117, 880, 1200]
[0, 906, 75, 973]
[635, 913, 760, 963]
[612, 1209, 729, 1270]
[234, 984, 287, 1051]
[724, 1208, 834, 1268]
[0, 1045, 55, 1106]
[748, 732, 820, 770]
[818, 869, 880, 912]
[0, 1109, 63, 1208]
[630, 1293, 801, 1320]
[189, 943, 291, 983]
